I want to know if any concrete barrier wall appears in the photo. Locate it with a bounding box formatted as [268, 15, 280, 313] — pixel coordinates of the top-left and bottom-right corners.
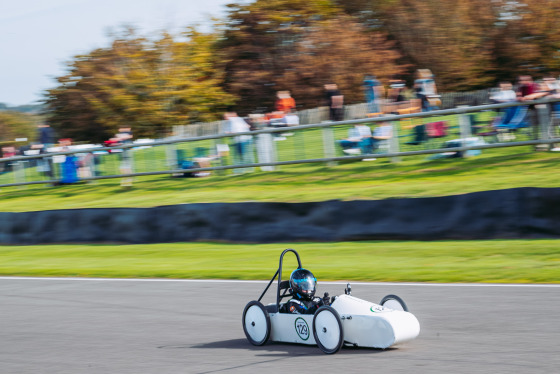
[1, 187, 559, 244]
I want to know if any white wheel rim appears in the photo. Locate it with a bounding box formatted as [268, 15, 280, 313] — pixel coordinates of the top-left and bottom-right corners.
[315, 310, 340, 350]
[245, 305, 267, 343]
[383, 299, 405, 311]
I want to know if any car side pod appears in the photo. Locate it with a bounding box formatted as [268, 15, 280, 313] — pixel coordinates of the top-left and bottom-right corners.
[242, 300, 271, 346]
[331, 295, 420, 349]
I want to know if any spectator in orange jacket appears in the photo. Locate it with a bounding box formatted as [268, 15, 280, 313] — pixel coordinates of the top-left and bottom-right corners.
[275, 91, 296, 114]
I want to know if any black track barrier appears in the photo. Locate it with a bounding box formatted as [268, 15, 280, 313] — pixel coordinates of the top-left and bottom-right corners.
[1, 187, 559, 244]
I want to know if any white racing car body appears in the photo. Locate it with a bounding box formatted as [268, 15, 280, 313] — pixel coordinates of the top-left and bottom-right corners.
[242, 249, 421, 354]
[267, 294, 419, 349]
[331, 294, 420, 348]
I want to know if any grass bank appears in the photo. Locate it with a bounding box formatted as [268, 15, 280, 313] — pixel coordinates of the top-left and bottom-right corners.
[1, 240, 558, 283]
[1, 146, 559, 212]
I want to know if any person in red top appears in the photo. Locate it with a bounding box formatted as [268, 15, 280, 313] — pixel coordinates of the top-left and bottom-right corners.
[516, 75, 548, 146]
[517, 76, 542, 101]
[1, 146, 16, 158]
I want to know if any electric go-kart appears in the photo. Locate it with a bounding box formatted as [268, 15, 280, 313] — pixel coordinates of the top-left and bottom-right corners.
[242, 249, 420, 354]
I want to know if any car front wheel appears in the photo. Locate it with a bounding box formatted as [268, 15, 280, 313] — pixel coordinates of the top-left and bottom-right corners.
[313, 306, 344, 354]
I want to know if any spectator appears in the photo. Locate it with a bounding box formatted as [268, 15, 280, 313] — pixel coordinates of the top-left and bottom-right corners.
[115, 127, 134, 187]
[516, 75, 548, 144]
[0, 146, 17, 174]
[540, 77, 560, 101]
[224, 112, 254, 173]
[1, 146, 16, 158]
[414, 69, 441, 111]
[371, 121, 393, 146]
[116, 127, 133, 143]
[543, 77, 560, 115]
[267, 103, 299, 128]
[324, 84, 344, 121]
[542, 77, 560, 150]
[516, 75, 545, 101]
[388, 80, 407, 103]
[282, 108, 299, 126]
[275, 91, 296, 114]
[490, 82, 516, 104]
[58, 138, 80, 184]
[36, 123, 55, 178]
[363, 75, 384, 113]
[37, 123, 55, 149]
[339, 122, 393, 155]
[104, 127, 133, 149]
[339, 124, 374, 154]
[489, 82, 518, 127]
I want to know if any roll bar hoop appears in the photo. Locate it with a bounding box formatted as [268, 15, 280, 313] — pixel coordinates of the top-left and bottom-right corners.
[257, 248, 302, 309]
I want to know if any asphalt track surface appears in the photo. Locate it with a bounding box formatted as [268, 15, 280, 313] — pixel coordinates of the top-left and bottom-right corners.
[1, 278, 559, 374]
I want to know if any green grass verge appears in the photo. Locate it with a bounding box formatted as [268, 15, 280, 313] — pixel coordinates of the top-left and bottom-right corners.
[1, 240, 559, 283]
[1, 146, 559, 212]
[2, 114, 557, 283]
[2, 109, 558, 212]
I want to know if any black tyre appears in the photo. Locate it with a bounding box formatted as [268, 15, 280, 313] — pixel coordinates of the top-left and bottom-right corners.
[313, 306, 344, 354]
[380, 294, 409, 312]
[242, 300, 271, 346]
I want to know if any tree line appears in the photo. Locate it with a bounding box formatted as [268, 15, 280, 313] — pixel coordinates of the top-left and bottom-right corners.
[0, 111, 39, 146]
[42, 0, 560, 142]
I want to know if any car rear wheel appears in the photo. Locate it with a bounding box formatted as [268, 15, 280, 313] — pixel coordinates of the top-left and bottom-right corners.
[380, 294, 409, 312]
[242, 300, 271, 346]
[313, 306, 343, 354]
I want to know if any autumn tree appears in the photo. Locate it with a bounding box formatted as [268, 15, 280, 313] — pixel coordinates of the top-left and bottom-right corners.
[336, 0, 560, 89]
[218, 0, 406, 113]
[491, 0, 560, 80]
[45, 27, 234, 142]
[0, 111, 41, 146]
[218, 0, 342, 113]
[283, 16, 405, 107]
[44, 48, 111, 143]
[339, 0, 498, 90]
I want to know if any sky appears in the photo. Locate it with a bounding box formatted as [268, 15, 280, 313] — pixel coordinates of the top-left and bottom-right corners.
[0, 0, 240, 106]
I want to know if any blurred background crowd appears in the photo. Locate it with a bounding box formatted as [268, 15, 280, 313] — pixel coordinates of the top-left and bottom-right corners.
[2, 0, 560, 156]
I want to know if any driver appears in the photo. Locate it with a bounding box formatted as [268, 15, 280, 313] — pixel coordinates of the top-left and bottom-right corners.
[282, 268, 330, 314]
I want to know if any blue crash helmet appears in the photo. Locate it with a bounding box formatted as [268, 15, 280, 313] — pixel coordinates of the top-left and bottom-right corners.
[290, 268, 317, 301]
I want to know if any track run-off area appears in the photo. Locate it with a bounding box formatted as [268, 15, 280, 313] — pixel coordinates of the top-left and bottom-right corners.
[1, 277, 559, 374]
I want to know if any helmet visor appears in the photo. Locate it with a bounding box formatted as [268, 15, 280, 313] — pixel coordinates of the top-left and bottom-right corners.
[294, 277, 316, 291]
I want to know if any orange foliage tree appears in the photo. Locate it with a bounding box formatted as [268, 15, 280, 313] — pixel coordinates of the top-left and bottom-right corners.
[45, 27, 234, 142]
[283, 16, 405, 107]
[218, 0, 404, 113]
[491, 0, 560, 79]
[336, 0, 560, 88]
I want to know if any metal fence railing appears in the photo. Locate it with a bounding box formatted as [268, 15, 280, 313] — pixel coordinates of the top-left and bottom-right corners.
[1, 97, 559, 188]
[171, 89, 494, 137]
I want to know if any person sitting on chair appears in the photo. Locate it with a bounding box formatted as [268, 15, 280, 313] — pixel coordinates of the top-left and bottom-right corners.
[339, 124, 373, 154]
[282, 268, 329, 314]
[372, 122, 393, 144]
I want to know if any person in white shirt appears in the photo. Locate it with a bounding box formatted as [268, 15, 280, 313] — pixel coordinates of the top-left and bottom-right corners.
[490, 82, 516, 103]
[490, 82, 520, 127]
[372, 122, 393, 140]
[339, 124, 373, 154]
[224, 112, 254, 172]
[339, 122, 393, 155]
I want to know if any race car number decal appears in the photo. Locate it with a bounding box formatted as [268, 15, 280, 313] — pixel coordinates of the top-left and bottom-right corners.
[294, 317, 310, 340]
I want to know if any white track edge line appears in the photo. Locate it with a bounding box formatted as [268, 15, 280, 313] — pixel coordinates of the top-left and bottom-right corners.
[0, 276, 558, 287]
